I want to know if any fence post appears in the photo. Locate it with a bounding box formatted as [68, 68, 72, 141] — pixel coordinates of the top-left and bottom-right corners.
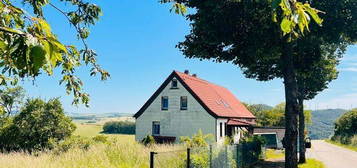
[150, 152, 156, 168]
[225, 145, 228, 168]
[187, 148, 191, 168]
[209, 145, 212, 168]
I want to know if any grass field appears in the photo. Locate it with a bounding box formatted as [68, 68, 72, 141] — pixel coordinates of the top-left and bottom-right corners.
[0, 123, 184, 168]
[325, 140, 357, 152]
[73, 123, 103, 137]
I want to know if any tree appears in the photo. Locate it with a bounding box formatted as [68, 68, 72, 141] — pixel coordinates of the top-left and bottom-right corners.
[0, 0, 109, 106]
[0, 98, 76, 152]
[160, 0, 356, 167]
[294, 39, 344, 163]
[0, 86, 25, 117]
[245, 103, 311, 127]
[332, 109, 357, 143]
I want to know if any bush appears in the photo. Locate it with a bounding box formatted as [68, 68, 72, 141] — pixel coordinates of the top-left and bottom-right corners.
[53, 136, 93, 154]
[102, 121, 135, 134]
[240, 135, 266, 164]
[0, 98, 76, 152]
[351, 135, 357, 147]
[333, 109, 357, 140]
[180, 129, 213, 147]
[141, 135, 155, 146]
[92, 135, 109, 143]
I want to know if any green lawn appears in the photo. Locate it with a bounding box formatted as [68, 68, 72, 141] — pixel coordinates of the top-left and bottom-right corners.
[325, 140, 357, 152]
[73, 122, 103, 137]
[265, 149, 285, 160]
[298, 159, 325, 168]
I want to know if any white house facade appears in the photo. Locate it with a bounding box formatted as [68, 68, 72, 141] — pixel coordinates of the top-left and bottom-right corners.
[134, 70, 256, 144]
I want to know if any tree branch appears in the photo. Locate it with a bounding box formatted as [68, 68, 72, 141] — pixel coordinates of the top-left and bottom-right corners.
[48, 3, 89, 50]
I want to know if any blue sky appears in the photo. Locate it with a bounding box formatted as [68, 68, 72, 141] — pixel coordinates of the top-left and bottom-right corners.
[20, 0, 357, 114]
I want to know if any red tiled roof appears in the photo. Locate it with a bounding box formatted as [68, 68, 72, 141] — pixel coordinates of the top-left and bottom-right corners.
[227, 119, 255, 126]
[175, 71, 255, 118]
[134, 71, 255, 119]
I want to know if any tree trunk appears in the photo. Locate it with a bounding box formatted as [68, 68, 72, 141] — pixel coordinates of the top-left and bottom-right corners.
[282, 39, 299, 168]
[298, 96, 306, 163]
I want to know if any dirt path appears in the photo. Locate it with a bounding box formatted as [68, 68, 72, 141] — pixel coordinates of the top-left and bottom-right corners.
[306, 140, 357, 168]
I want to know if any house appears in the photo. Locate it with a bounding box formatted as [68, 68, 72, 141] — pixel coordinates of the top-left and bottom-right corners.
[134, 70, 256, 144]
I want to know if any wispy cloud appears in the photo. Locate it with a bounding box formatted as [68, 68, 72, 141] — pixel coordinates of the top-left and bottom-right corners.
[308, 93, 357, 110]
[339, 67, 357, 72]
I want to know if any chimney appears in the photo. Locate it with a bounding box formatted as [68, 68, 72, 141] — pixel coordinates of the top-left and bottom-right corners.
[192, 74, 197, 77]
[184, 70, 189, 74]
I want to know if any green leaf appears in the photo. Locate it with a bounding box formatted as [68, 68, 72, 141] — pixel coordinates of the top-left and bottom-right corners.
[304, 4, 323, 25]
[0, 41, 6, 50]
[30, 45, 47, 73]
[280, 18, 292, 34]
[37, 19, 51, 35]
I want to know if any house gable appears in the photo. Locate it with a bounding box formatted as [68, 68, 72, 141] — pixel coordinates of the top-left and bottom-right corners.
[134, 71, 218, 118]
[134, 73, 217, 141]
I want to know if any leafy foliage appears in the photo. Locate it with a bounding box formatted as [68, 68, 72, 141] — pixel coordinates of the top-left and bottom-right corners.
[141, 135, 155, 146]
[102, 121, 135, 135]
[0, 0, 109, 106]
[332, 109, 357, 144]
[0, 86, 25, 117]
[180, 129, 213, 148]
[245, 103, 311, 127]
[0, 98, 76, 152]
[53, 135, 93, 154]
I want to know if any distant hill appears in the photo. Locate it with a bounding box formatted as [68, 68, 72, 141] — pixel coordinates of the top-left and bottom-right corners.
[308, 109, 347, 140]
[68, 112, 133, 120]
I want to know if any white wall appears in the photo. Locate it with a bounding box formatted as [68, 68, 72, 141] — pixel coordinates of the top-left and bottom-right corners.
[216, 118, 228, 144]
[135, 77, 216, 142]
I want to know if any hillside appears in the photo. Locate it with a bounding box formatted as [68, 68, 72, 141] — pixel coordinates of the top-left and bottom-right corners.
[308, 109, 347, 140]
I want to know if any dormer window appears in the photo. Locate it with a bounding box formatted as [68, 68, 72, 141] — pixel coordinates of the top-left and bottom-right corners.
[171, 79, 178, 89]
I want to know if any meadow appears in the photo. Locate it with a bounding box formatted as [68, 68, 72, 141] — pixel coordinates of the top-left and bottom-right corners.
[0, 119, 325, 168]
[0, 120, 185, 168]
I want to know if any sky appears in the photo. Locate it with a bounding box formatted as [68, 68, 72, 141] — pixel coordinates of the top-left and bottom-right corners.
[19, 0, 357, 114]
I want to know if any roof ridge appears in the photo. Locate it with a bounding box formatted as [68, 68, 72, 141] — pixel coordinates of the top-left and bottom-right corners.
[174, 71, 228, 89]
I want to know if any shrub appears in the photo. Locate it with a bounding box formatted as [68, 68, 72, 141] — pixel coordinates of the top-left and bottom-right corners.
[239, 135, 266, 164]
[0, 98, 76, 152]
[351, 135, 357, 147]
[102, 121, 135, 134]
[333, 109, 357, 143]
[180, 129, 213, 147]
[92, 135, 109, 143]
[224, 136, 234, 145]
[53, 136, 93, 154]
[141, 135, 155, 146]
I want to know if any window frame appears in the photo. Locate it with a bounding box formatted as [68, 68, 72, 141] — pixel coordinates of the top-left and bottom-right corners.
[180, 96, 188, 110]
[161, 96, 169, 110]
[220, 122, 223, 137]
[171, 79, 178, 89]
[152, 121, 160, 135]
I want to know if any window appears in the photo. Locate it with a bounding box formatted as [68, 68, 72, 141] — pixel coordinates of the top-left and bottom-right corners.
[161, 96, 168, 110]
[152, 121, 160, 135]
[220, 123, 223, 137]
[180, 96, 188, 110]
[171, 79, 178, 88]
[224, 123, 227, 136]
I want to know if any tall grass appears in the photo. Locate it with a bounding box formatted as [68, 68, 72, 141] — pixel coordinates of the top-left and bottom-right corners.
[0, 135, 185, 168]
